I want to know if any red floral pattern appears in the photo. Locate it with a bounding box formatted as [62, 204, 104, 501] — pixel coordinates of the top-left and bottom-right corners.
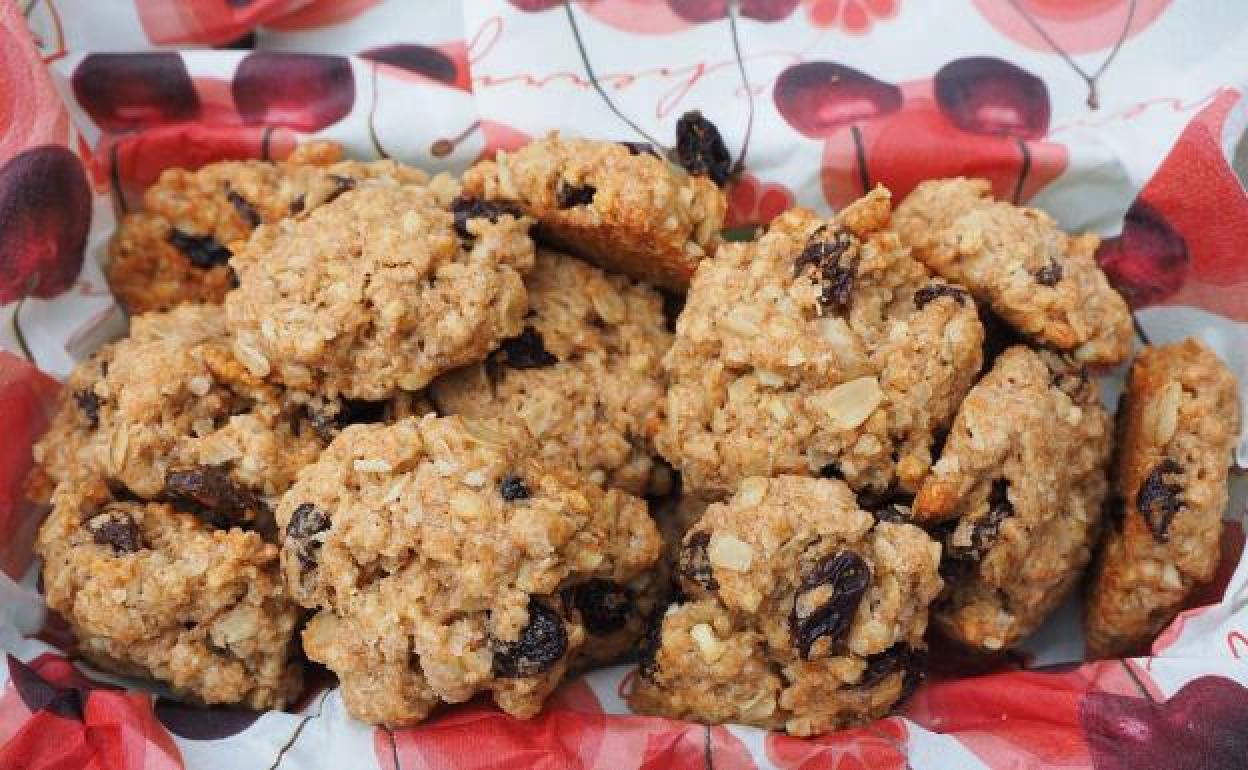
[725, 173, 795, 230]
[0, 354, 59, 579]
[767, 717, 908, 769]
[803, 0, 899, 33]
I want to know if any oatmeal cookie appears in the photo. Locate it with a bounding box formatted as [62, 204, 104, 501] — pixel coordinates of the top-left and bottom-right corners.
[1085, 339, 1241, 658]
[629, 476, 943, 735]
[461, 132, 725, 290]
[894, 177, 1132, 365]
[108, 140, 442, 313]
[225, 184, 535, 400]
[276, 415, 660, 726]
[913, 346, 1113, 651]
[659, 189, 983, 500]
[36, 477, 302, 709]
[431, 249, 672, 497]
[29, 305, 325, 530]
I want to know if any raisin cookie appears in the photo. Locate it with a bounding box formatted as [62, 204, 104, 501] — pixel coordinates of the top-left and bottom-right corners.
[461, 132, 725, 290]
[225, 184, 535, 400]
[36, 477, 302, 709]
[659, 188, 983, 501]
[431, 249, 672, 497]
[28, 305, 325, 530]
[1085, 339, 1241, 658]
[109, 141, 441, 313]
[276, 415, 660, 726]
[893, 177, 1132, 365]
[913, 346, 1113, 651]
[629, 475, 943, 735]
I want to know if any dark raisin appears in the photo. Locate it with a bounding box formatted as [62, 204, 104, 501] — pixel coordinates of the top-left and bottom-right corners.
[224, 184, 261, 228]
[945, 478, 1014, 562]
[88, 508, 141, 554]
[1137, 458, 1184, 542]
[500, 326, 557, 369]
[858, 643, 925, 702]
[163, 466, 260, 528]
[449, 195, 524, 239]
[169, 229, 232, 268]
[500, 473, 531, 501]
[914, 283, 969, 308]
[286, 502, 331, 570]
[794, 226, 859, 310]
[492, 600, 567, 678]
[637, 601, 670, 682]
[679, 531, 719, 592]
[555, 180, 596, 208]
[620, 141, 660, 158]
[324, 174, 356, 204]
[790, 550, 871, 659]
[289, 194, 306, 215]
[856, 487, 912, 512]
[73, 389, 100, 429]
[1034, 260, 1063, 286]
[674, 110, 732, 186]
[819, 463, 843, 480]
[568, 579, 633, 635]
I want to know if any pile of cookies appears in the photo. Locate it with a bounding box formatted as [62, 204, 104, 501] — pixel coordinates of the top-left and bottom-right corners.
[28, 117, 1241, 736]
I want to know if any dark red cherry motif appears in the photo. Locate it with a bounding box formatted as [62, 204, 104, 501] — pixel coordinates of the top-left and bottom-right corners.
[233, 52, 355, 132]
[0, 145, 91, 305]
[1081, 675, 1248, 770]
[360, 43, 470, 91]
[774, 61, 902, 138]
[1097, 199, 1189, 308]
[506, 0, 564, 9]
[72, 53, 200, 132]
[668, 0, 800, 21]
[934, 57, 1050, 139]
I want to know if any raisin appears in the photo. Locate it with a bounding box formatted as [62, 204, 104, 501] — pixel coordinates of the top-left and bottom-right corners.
[500, 326, 557, 369]
[856, 486, 912, 512]
[289, 194, 306, 215]
[675, 110, 732, 186]
[790, 550, 871, 659]
[794, 226, 859, 310]
[163, 466, 259, 528]
[73, 389, 100, 429]
[499, 473, 531, 502]
[169, 229, 232, 268]
[224, 184, 261, 228]
[1137, 458, 1184, 542]
[637, 601, 669, 682]
[450, 195, 524, 239]
[88, 508, 141, 554]
[568, 579, 633, 635]
[492, 600, 567, 678]
[679, 531, 719, 592]
[858, 643, 925, 702]
[324, 174, 356, 204]
[914, 283, 969, 308]
[1034, 260, 1063, 286]
[555, 180, 597, 208]
[945, 478, 1014, 562]
[620, 141, 660, 158]
[286, 502, 330, 570]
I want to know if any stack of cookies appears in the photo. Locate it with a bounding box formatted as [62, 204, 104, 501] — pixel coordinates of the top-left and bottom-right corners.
[29, 117, 1240, 736]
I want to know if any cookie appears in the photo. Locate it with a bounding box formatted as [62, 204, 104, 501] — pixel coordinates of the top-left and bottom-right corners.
[35, 477, 302, 709]
[461, 132, 726, 290]
[431, 249, 673, 497]
[913, 346, 1113, 651]
[659, 188, 983, 501]
[29, 305, 326, 531]
[108, 140, 442, 314]
[893, 177, 1132, 365]
[1085, 338, 1241, 658]
[629, 475, 943, 735]
[225, 183, 536, 400]
[275, 415, 661, 726]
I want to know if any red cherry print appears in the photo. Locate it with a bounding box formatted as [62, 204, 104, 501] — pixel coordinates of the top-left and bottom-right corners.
[934, 57, 1051, 139]
[767, 717, 908, 770]
[973, 0, 1173, 54]
[506, 0, 566, 10]
[154, 699, 261, 740]
[72, 53, 200, 132]
[0, 353, 58, 578]
[741, 0, 802, 21]
[263, 0, 385, 31]
[0, 145, 91, 305]
[667, 0, 729, 22]
[773, 61, 902, 139]
[1096, 199, 1188, 308]
[360, 43, 470, 91]
[232, 52, 355, 132]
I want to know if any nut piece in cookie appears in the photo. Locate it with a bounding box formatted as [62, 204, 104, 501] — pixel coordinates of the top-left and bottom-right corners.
[893, 177, 1132, 365]
[225, 184, 535, 399]
[108, 141, 437, 313]
[35, 477, 303, 709]
[275, 415, 660, 726]
[659, 187, 983, 500]
[1085, 338, 1241, 658]
[461, 132, 726, 290]
[914, 346, 1113, 651]
[629, 476, 943, 736]
[432, 249, 673, 497]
